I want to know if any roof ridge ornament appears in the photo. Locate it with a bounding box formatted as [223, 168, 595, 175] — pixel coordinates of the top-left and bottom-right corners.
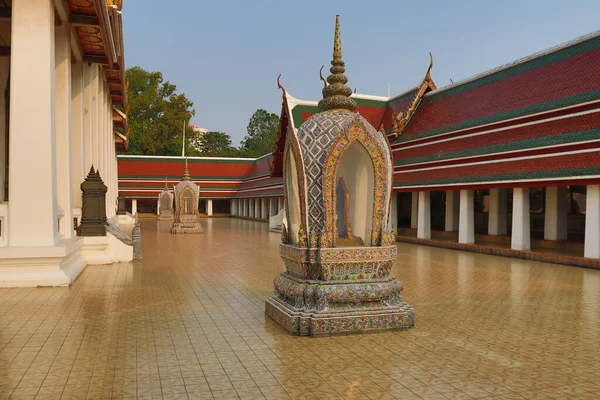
[391, 52, 437, 138]
[277, 74, 287, 100]
[317, 15, 357, 112]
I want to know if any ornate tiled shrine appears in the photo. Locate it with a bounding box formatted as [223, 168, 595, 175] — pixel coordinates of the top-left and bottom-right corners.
[265, 15, 414, 336]
[157, 178, 174, 221]
[170, 160, 204, 234]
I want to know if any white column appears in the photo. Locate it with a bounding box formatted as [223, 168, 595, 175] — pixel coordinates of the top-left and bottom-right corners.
[132, 199, 138, 215]
[8, 0, 58, 246]
[417, 191, 431, 239]
[585, 185, 600, 258]
[55, 24, 74, 238]
[249, 199, 254, 218]
[231, 199, 236, 216]
[389, 192, 398, 229]
[269, 197, 275, 217]
[459, 190, 474, 244]
[262, 198, 267, 219]
[488, 188, 507, 235]
[511, 187, 530, 251]
[0, 57, 9, 202]
[445, 190, 460, 232]
[70, 62, 85, 210]
[82, 64, 94, 171]
[207, 199, 213, 216]
[91, 65, 99, 170]
[411, 192, 418, 229]
[278, 197, 283, 211]
[255, 198, 260, 219]
[544, 186, 568, 241]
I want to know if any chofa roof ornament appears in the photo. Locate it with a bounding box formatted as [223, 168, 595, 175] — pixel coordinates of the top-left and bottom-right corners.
[317, 15, 357, 112]
[391, 52, 437, 138]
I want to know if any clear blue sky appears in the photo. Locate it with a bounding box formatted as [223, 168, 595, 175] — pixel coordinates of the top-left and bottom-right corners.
[123, 0, 599, 146]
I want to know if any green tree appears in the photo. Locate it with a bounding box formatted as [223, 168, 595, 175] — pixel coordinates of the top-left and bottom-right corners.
[124, 66, 197, 155]
[193, 131, 235, 157]
[239, 109, 280, 157]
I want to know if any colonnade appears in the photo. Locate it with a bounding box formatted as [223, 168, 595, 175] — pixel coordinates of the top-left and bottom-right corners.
[230, 197, 284, 220]
[0, 0, 119, 248]
[409, 186, 600, 259]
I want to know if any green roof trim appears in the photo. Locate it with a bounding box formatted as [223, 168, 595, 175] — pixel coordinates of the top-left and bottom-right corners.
[394, 166, 600, 187]
[119, 174, 246, 180]
[393, 89, 600, 144]
[395, 129, 600, 166]
[425, 35, 600, 103]
[389, 88, 418, 106]
[118, 157, 254, 164]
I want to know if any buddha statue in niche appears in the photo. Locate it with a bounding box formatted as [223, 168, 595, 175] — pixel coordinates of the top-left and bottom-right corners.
[335, 177, 363, 247]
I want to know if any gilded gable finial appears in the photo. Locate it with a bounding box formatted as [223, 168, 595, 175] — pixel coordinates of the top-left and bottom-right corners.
[318, 15, 357, 112]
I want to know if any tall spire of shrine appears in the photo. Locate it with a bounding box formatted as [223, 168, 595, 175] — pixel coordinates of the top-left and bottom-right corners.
[182, 158, 191, 181]
[318, 15, 357, 112]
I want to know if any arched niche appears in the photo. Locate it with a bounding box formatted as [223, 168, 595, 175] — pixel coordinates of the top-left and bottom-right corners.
[159, 192, 172, 211]
[179, 187, 195, 214]
[285, 147, 302, 244]
[334, 141, 375, 246]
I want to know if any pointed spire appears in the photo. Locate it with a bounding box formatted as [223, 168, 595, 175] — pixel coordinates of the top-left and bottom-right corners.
[182, 158, 191, 181]
[318, 15, 356, 112]
[164, 176, 169, 190]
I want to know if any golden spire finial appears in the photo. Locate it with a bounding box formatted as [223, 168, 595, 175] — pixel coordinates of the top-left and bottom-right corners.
[318, 15, 357, 112]
[182, 158, 191, 181]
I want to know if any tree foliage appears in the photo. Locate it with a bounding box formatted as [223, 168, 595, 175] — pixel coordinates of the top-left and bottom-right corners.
[124, 66, 198, 155]
[192, 131, 236, 157]
[239, 109, 280, 158]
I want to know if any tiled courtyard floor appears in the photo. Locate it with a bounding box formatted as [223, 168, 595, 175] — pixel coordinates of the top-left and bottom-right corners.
[1, 219, 600, 400]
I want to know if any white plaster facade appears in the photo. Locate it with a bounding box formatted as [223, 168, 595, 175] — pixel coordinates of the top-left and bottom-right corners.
[0, 0, 128, 287]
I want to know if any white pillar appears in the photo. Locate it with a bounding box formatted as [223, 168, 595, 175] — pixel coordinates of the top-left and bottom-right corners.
[262, 198, 268, 219]
[459, 190, 474, 244]
[411, 192, 418, 229]
[389, 192, 398, 229]
[82, 64, 94, 171]
[511, 187, 530, 251]
[488, 188, 507, 235]
[132, 199, 138, 215]
[91, 65, 99, 170]
[417, 191, 431, 239]
[255, 198, 260, 219]
[585, 185, 600, 258]
[70, 62, 85, 210]
[0, 57, 10, 202]
[278, 197, 283, 211]
[231, 199, 236, 216]
[269, 197, 275, 217]
[445, 190, 460, 232]
[55, 24, 74, 238]
[544, 186, 568, 241]
[207, 199, 213, 216]
[8, 0, 58, 246]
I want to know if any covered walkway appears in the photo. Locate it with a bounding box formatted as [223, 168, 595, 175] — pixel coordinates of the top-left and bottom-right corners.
[1, 219, 599, 399]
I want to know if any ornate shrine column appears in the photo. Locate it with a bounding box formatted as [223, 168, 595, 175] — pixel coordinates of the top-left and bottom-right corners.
[459, 190, 474, 244]
[207, 199, 213, 216]
[132, 199, 137, 215]
[411, 192, 418, 229]
[585, 185, 600, 258]
[445, 190, 459, 232]
[55, 24, 74, 238]
[488, 188, 508, 236]
[8, 0, 58, 246]
[545, 186, 568, 241]
[417, 191, 431, 239]
[511, 187, 530, 250]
